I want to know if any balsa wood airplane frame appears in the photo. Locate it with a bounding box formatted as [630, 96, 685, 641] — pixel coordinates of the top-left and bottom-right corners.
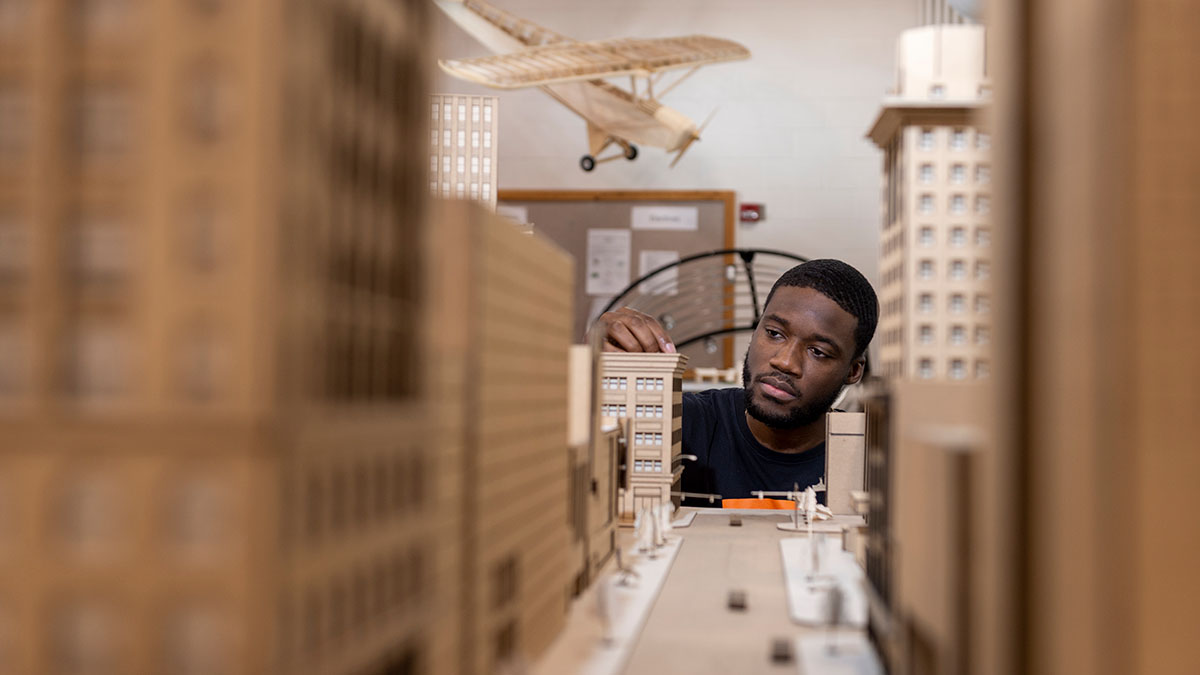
[435, 0, 750, 170]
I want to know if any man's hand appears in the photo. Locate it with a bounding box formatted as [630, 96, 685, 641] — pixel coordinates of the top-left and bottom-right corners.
[593, 307, 677, 353]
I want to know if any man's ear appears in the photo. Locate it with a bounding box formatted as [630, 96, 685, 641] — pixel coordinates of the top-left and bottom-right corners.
[844, 355, 866, 385]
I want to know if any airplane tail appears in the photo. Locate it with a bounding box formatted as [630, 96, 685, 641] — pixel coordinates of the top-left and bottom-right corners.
[669, 107, 719, 168]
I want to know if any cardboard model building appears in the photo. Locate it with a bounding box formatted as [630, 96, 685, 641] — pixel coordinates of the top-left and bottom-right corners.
[598, 352, 688, 521]
[434, 0, 750, 171]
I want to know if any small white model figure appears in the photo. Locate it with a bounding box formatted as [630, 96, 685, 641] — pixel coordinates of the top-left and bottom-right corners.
[650, 504, 665, 549]
[825, 585, 845, 655]
[596, 578, 617, 645]
[659, 501, 675, 536]
[614, 548, 639, 587]
[635, 507, 654, 553]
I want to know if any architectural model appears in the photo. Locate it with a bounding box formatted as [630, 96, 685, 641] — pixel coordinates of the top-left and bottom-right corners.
[598, 352, 688, 520]
[867, 24, 994, 382]
[825, 412, 868, 515]
[0, 1, 439, 673]
[434, 0, 749, 170]
[429, 94, 499, 208]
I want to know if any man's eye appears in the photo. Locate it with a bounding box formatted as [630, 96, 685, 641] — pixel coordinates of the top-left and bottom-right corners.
[764, 328, 782, 339]
[809, 347, 828, 358]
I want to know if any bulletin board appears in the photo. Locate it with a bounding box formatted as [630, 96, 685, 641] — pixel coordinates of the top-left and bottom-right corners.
[497, 190, 736, 368]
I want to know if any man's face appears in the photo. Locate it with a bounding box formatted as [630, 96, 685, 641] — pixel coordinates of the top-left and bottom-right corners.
[742, 286, 864, 429]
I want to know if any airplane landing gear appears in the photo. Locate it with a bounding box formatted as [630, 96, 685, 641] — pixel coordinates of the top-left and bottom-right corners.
[624, 144, 638, 160]
[580, 155, 596, 171]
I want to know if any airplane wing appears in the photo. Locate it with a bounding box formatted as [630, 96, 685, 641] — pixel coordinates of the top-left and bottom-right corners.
[439, 35, 751, 89]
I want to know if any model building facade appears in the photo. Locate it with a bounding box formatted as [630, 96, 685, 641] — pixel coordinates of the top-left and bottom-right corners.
[0, 1, 440, 674]
[429, 94, 499, 208]
[424, 199, 575, 675]
[598, 353, 688, 518]
[868, 25, 993, 382]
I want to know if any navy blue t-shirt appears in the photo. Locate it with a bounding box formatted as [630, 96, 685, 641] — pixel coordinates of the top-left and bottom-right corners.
[679, 387, 826, 507]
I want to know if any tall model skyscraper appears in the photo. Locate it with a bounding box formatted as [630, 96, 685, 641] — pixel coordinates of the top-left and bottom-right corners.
[867, 24, 993, 382]
[429, 94, 499, 209]
[0, 2, 441, 673]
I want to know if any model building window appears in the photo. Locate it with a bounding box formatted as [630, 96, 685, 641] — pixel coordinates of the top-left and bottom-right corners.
[950, 163, 966, 184]
[71, 326, 130, 401]
[951, 128, 967, 150]
[950, 194, 966, 215]
[919, 128, 935, 150]
[918, 325, 934, 345]
[949, 293, 966, 313]
[456, 182, 464, 197]
[975, 325, 990, 345]
[918, 163, 934, 183]
[470, 183, 479, 199]
[484, 104, 493, 123]
[918, 359, 934, 379]
[428, 155, 437, 174]
[483, 157, 492, 174]
[654, 460, 663, 472]
[918, 293, 934, 313]
[950, 325, 966, 346]
[457, 103, 465, 121]
[975, 260, 990, 280]
[471, 103, 480, 122]
[976, 131, 991, 149]
[481, 183, 492, 201]
[929, 84, 945, 99]
[492, 555, 518, 609]
[975, 294, 991, 314]
[442, 130, 450, 147]
[976, 164, 991, 184]
[471, 130, 479, 148]
[918, 194, 934, 215]
[77, 83, 131, 158]
[0, 82, 27, 160]
[431, 102, 438, 120]
[975, 227, 991, 247]
[654, 432, 662, 444]
[976, 195, 991, 214]
[949, 259, 966, 280]
[53, 602, 122, 673]
[471, 156, 479, 174]
[949, 359, 967, 380]
[918, 259, 934, 280]
[430, 129, 437, 146]
[918, 226, 934, 247]
[456, 156, 464, 174]
[950, 226, 966, 247]
[975, 360, 991, 378]
[634, 460, 643, 472]
[483, 131, 493, 148]
[0, 212, 27, 281]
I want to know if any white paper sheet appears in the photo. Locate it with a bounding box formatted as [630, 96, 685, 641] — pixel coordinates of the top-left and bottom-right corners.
[631, 205, 698, 231]
[637, 250, 680, 296]
[586, 229, 632, 296]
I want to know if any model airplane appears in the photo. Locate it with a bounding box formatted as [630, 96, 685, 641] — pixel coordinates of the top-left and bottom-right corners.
[434, 0, 750, 171]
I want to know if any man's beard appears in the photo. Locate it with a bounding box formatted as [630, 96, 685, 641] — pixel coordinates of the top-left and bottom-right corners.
[742, 359, 843, 430]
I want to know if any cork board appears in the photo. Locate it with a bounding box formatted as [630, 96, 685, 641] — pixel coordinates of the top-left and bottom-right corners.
[498, 190, 736, 368]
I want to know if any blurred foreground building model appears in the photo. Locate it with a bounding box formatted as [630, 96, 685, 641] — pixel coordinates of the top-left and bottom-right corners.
[0, 0, 445, 673]
[869, 24, 993, 382]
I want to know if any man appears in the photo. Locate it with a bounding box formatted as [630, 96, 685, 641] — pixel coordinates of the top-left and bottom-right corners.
[594, 259, 878, 506]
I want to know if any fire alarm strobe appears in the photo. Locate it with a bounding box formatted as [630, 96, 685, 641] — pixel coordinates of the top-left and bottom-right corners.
[740, 203, 764, 223]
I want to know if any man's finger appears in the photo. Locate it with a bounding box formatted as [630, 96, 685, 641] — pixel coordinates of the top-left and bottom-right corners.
[625, 318, 664, 353]
[642, 319, 677, 354]
[606, 322, 646, 352]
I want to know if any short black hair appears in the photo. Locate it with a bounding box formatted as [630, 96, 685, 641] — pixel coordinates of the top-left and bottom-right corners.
[763, 259, 879, 360]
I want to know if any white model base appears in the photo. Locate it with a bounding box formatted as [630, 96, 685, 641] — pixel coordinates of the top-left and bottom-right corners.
[671, 510, 698, 528]
[777, 513, 864, 533]
[795, 632, 884, 675]
[534, 537, 683, 675]
[779, 536, 868, 627]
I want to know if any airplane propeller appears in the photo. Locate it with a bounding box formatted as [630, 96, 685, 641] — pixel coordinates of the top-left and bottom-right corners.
[670, 106, 719, 168]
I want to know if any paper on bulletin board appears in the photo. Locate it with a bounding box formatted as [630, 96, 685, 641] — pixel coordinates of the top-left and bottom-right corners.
[638, 250, 680, 296]
[496, 204, 528, 224]
[586, 229, 632, 296]
[631, 205, 699, 231]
